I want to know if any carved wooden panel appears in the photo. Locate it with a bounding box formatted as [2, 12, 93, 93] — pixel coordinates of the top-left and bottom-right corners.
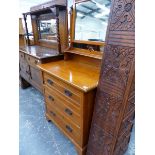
[87, 0, 135, 154]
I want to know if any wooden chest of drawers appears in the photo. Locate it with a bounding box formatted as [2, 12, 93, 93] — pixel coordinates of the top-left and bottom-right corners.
[19, 51, 43, 92]
[38, 60, 100, 155]
[19, 45, 64, 93]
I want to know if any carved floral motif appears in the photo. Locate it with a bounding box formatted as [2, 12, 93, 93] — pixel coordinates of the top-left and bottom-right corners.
[109, 0, 135, 31]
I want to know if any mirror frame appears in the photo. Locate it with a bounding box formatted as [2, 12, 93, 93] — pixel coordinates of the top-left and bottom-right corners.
[37, 14, 58, 43]
[71, 0, 107, 46]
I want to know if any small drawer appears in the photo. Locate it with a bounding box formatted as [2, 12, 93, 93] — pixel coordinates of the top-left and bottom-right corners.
[44, 73, 82, 105]
[25, 55, 39, 68]
[46, 104, 81, 144]
[44, 87, 80, 126]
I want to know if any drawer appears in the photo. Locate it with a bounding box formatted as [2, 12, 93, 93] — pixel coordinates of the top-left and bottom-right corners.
[44, 73, 82, 105]
[25, 55, 39, 68]
[46, 104, 81, 144]
[44, 86, 80, 126]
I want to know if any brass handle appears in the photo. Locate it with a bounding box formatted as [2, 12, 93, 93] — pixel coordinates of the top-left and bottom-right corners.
[26, 70, 30, 75]
[28, 57, 30, 60]
[66, 125, 72, 133]
[50, 111, 56, 116]
[35, 60, 38, 64]
[47, 79, 53, 85]
[64, 89, 72, 97]
[48, 95, 54, 101]
[65, 108, 72, 116]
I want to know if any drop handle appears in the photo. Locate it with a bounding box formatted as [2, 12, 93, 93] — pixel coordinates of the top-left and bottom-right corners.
[48, 95, 54, 101]
[34, 60, 38, 64]
[50, 111, 56, 116]
[64, 89, 72, 97]
[66, 125, 72, 133]
[47, 79, 53, 85]
[65, 108, 72, 116]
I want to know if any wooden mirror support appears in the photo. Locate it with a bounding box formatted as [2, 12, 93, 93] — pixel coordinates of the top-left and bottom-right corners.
[19, 18, 26, 46]
[19, 0, 68, 93]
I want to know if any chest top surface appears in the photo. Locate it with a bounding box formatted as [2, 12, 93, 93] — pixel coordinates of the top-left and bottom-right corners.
[38, 60, 100, 92]
[19, 45, 60, 59]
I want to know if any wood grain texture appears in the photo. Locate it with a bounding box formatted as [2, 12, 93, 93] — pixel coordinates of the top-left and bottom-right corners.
[41, 69, 96, 155]
[86, 0, 135, 154]
[38, 60, 100, 92]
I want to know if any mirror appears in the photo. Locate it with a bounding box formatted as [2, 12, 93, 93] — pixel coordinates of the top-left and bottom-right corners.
[38, 13, 57, 41]
[75, 0, 111, 42]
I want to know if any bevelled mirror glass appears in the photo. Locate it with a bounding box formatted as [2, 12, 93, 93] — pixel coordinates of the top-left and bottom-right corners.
[75, 0, 111, 42]
[38, 13, 57, 41]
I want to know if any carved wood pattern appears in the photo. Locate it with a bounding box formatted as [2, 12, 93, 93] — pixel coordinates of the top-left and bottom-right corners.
[87, 0, 135, 154]
[59, 9, 68, 52]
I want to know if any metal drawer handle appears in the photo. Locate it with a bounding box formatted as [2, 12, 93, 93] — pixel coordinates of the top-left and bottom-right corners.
[66, 125, 72, 133]
[64, 89, 72, 97]
[65, 108, 72, 116]
[48, 95, 54, 101]
[50, 111, 56, 116]
[47, 79, 53, 85]
[26, 70, 30, 75]
[35, 60, 38, 64]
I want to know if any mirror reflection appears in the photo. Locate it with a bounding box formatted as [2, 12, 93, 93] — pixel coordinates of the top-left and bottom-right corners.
[75, 0, 111, 42]
[38, 14, 57, 41]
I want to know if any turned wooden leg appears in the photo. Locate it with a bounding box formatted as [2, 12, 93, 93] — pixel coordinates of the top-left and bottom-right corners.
[19, 76, 30, 89]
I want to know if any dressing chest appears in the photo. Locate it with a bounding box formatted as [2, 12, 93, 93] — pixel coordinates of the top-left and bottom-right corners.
[38, 0, 111, 154]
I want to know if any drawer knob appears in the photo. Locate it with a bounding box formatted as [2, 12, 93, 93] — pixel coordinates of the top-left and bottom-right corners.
[50, 111, 56, 116]
[28, 57, 30, 60]
[65, 108, 72, 116]
[48, 95, 54, 101]
[47, 79, 53, 85]
[64, 89, 72, 97]
[66, 125, 72, 133]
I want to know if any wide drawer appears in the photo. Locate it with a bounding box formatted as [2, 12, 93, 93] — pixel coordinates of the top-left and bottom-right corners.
[44, 86, 81, 127]
[44, 73, 82, 105]
[25, 55, 40, 68]
[46, 103, 81, 144]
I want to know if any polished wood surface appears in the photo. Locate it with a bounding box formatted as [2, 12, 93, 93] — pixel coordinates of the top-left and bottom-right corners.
[19, 45, 60, 59]
[38, 60, 100, 92]
[41, 68, 96, 155]
[65, 48, 103, 60]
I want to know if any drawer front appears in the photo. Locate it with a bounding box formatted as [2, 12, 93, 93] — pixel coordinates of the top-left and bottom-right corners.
[44, 73, 82, 105]
[46, 104, 81, 144]
[44, 86, 80, 126]
[25, 55, 39, 68]
[30, 66, 42, 85]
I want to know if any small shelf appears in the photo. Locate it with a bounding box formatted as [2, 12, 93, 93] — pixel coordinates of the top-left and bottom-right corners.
[64, 48, 103, 60]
